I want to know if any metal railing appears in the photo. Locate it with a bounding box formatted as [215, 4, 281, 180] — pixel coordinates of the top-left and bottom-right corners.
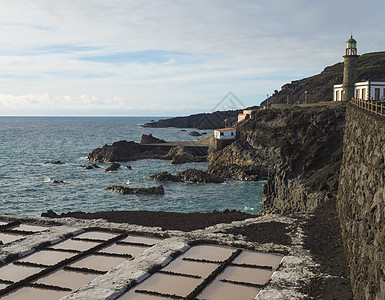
[351, 97, 385, 117]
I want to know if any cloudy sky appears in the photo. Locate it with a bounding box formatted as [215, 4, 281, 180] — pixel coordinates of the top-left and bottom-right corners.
[0, 0, 384, 116]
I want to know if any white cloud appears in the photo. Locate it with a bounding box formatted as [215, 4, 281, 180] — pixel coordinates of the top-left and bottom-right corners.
[0, 0, 384, 115]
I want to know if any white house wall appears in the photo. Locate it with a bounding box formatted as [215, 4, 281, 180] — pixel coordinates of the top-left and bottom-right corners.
[214, 130, 236, 140]
[369, 82, 385, 100]
[334, 81, 385, 101]
[334, 85, 343, 101]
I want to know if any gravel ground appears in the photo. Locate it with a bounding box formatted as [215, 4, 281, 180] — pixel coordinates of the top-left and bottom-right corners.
[52, 210, 253, 231]
[301, 200, 353, 299]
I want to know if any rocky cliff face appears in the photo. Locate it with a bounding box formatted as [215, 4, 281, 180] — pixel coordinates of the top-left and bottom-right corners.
[337, 105, 385, 299]
[207, 141, 271, 181]
[253, 106, 345, 213]
[208, 104, 346, 213]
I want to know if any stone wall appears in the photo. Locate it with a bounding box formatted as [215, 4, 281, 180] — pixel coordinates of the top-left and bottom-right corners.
[337, 104, 385, 299]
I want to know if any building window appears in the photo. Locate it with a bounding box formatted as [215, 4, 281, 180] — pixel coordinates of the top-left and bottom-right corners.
[231, 132, 234, 136]
[362, 88, 366, 100]
[220, 132, 224, 136]
[357, 89, 361, 99]
[375, 88, 380, 100]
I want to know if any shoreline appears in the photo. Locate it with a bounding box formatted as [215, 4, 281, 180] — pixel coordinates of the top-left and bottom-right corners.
[42, 209, 255, 232]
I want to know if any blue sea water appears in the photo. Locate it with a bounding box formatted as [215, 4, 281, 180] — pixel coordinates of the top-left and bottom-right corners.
[0, 117, 264, 216]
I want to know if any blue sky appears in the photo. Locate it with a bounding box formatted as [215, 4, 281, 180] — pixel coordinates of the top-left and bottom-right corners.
[0, 0, 385, 116]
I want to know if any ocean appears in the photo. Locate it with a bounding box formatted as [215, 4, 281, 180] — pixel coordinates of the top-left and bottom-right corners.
[0, 117, 264, 216]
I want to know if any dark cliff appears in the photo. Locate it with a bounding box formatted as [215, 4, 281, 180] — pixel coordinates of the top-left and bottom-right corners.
[208, 104, 346, 213]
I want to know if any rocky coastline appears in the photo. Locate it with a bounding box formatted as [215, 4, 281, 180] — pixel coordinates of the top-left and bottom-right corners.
[105, 185, 165, 195]
[88, 137, 207, 164]
[150, 169, 224, 184]
[88, 105, 346, 205]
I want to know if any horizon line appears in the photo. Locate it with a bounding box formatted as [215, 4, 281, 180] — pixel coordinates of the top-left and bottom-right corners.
[0, 115, 172, 118]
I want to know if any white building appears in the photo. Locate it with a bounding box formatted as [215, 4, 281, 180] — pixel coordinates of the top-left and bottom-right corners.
[334, 81, 385, 101]
[214, 128, 236, 140]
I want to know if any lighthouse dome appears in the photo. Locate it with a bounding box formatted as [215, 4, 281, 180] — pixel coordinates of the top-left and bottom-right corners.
[346, 35, 357, 49]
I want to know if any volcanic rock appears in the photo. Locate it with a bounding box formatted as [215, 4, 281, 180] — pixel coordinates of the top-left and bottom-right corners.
[177, 169, 224, 183]
[45, 160, 64, 165]
[150, 171, 182, 182]
[105, 162, 121, 172]
[105, 185, 164, 195]
[189, 131, 202, 136]
[140, 134, 166, 144]
[88, 140, 142, 163]
[88, 140, 169, 163]
[164, 145, 206, 164]
[52, 180, 65, 184]
[80, 164, 100, 170]
[151, 169, 224, 184]
[41, 210, 59, 218]
[207, 141, 267, 181]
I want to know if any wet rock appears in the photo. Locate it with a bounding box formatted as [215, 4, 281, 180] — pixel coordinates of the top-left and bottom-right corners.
[164, 145, 206, 164]
[177, 169, 224, 183]
[207, 141, 266, 181]
[52, 180, 65, 184]
[41, 210, 58, 218]
[45, 160, 64, 165]
[140, 134, 166, 144]
[88, 140, 169, 163]
[105, 185, 165, 195]
[105, 162, 121, 172]
[150, 171, 182, 182]
[151, 169, 224, 184]
[80, 164, 100, 170]
[189, 131, 202, 136]
[88, 140, 144, 163]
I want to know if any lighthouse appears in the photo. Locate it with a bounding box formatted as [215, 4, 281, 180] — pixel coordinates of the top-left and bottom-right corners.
[342, 35, 358, 101]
